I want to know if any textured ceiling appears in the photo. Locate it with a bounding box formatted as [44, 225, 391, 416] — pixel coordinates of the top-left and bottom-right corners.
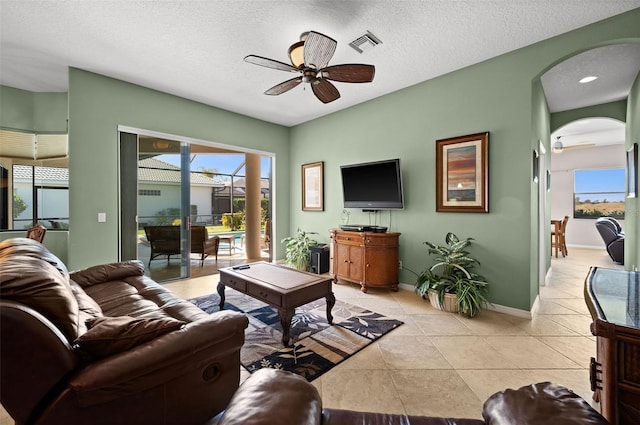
[1, 1, 639, 128]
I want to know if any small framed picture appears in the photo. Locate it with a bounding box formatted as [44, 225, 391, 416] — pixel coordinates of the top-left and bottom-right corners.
[302, 161, 324, 211]
[436, 132, 489, 213]
[628, 143, 638, 198]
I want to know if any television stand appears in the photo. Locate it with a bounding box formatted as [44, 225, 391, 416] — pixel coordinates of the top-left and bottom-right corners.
[329, 229, 400, 292]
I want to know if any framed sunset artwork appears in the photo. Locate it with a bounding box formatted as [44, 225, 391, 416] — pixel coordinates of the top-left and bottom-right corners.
[436, 132, 489, 213]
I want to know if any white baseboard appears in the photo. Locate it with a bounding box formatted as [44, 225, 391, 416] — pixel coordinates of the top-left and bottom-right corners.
[397, 283, 535, 319]
[566, 244, 602, 250]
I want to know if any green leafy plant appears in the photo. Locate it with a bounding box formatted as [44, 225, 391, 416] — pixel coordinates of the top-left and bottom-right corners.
[281, 229, 318, 271]
[13, 192, 28, 219]
[221, 212, 245, 230]
[414, 232, 489, 318]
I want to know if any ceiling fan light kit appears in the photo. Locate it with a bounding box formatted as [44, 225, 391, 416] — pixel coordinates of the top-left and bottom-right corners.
[553, 137, 564, 153]
[244, 30, 375, 104]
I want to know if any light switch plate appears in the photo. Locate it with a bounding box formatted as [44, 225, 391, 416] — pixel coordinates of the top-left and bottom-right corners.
[98, 212, 106, 222]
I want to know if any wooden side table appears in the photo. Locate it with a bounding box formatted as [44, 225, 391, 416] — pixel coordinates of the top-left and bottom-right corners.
[584, 267, 640, 425]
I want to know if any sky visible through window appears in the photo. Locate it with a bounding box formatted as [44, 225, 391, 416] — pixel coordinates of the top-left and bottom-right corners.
[575, 168, 625, 202]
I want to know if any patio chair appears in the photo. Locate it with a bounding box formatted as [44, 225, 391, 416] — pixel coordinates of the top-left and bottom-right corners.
[190, 226, 220, 265]
[144, 226, 181, 266]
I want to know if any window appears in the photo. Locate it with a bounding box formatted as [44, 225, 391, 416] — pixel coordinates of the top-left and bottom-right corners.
[574, 168, 625, 219]
[10, 165, 70, 230]
[139, 189, 161, 196]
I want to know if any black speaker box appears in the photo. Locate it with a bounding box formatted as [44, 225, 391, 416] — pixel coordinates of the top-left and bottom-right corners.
[309, 245, 330, 274]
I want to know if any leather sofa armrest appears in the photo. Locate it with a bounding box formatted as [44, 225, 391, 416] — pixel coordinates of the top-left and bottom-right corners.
[68, 310, 248, 405]
[482, 382, 608, 425]
[70, 260, 145, 287]
[217, 369, 323, 425]
[607, 237, 624, 263]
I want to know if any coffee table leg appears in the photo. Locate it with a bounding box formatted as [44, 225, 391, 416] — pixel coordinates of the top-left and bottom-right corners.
[277, 308, 295, 346]
[217, 282, 226, 308]
[326, 292, 335, 324]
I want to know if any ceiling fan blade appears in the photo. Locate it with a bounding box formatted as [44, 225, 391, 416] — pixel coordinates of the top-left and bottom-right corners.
[244, 55, 299, 72]
[321, 64, 375, 83]
[264, 77, 303, 95]
[311, 79, 340, 104]
[304, 31, 337, 70]
[563, 144, 597, 151]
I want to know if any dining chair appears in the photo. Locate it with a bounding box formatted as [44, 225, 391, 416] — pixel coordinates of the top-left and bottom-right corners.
[551, 216, 569, 258]
[560, 215, 569, 256]
[25, 224, 47, 243]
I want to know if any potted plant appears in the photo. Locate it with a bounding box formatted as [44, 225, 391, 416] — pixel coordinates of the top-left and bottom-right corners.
[281, 229, 318, 271]
[414, 232, 489, 318]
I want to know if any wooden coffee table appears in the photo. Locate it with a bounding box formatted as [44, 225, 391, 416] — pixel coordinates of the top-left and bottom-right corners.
[218, 262, 335, 346]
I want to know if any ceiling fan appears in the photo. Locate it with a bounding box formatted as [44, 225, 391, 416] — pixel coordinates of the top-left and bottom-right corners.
[244, 31, 375, 104]
[552, 136, 596, 153]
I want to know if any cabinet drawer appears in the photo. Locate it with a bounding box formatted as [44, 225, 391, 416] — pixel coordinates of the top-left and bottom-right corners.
[334, 234, 363, 245]
[222, 277, 246, 292]
[248, 285, 282, 307]
[364, 236, 398, 246]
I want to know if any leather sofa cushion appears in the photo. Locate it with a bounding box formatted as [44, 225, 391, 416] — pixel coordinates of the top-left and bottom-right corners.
[70, 260, 145, 287]
[218, 368, 322, 425]
[75, 315, 186, 359]
[0, 239, 82, 340]
[482, 382, 608, 425]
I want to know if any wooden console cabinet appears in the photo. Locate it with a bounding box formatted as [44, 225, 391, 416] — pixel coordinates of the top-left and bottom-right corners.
[329, 229, 400, 293]
[584, 267, 640, 425]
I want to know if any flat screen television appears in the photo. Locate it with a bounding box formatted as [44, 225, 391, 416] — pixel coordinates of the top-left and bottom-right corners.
[340, 158, 404, 209]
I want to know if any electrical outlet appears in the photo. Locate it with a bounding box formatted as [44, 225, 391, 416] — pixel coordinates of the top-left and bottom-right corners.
[398, 260, 403, 269]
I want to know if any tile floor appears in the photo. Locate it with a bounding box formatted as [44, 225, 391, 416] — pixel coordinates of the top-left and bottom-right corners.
[0, 247, 621, 423]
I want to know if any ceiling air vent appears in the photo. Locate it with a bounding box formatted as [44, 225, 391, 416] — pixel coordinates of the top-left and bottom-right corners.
[349, 31, 382, 54]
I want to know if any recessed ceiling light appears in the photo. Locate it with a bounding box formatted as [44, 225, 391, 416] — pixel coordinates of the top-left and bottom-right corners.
[579, 76, 598, 83]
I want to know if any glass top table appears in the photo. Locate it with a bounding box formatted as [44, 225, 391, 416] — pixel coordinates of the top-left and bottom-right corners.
[585, 267, 640, 329]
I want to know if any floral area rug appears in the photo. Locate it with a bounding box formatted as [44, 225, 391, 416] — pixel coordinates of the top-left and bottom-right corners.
[189, 290, 403, 381]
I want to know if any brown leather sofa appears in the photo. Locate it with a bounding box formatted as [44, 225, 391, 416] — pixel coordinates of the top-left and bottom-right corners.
[0, 237, 248, 425]
[218, 369, 609, 425]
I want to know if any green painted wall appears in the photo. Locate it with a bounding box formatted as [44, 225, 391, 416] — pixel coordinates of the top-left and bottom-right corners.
[0, 86, 67, 132]
[626, 69, 640, 269]
[4, 9, 639, 312]
[551, 100, 628, 133]
[531, 78, 551, 304]
[288, 8, 640, 311]
[67, 68, 289, 269]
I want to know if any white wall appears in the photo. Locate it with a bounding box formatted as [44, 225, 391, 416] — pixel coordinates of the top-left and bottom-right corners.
[550, 144, 626, 248]
[138, 182, 212, 225]
[138, 183, 180, 224]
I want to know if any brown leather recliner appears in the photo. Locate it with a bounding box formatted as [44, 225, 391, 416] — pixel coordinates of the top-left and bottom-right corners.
[595, 217, 624, 264]
[0, 237, 248, 425]
[217, 369, 610, 425]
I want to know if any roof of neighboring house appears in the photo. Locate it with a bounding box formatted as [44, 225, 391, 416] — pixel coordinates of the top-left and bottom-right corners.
[12, 165, 68, 183]
[138, 157, 222, 186]
[12, 158, 223, 187]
